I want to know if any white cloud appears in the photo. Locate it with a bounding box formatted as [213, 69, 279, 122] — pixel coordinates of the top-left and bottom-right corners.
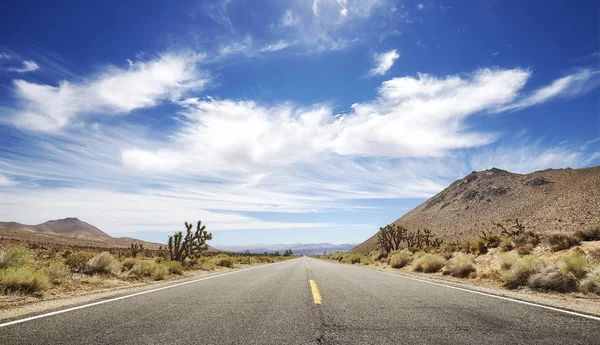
[313, 0, 320, 16]
[417, 3, 424, 10]
[0, 174, 14, 186]
[259, 40, 292, 53]
[0, 52, 12, 59]
[499, 69, 600, 111]
[8, 60, 39, 73]
[10, 52, 207, 131]
[369, 49, 400, 76]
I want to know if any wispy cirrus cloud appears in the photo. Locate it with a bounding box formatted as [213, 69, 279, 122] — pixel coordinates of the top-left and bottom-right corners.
[8, 52, 207, 132]
[369, 49, 399, 76]
[7, 60, 39, 73]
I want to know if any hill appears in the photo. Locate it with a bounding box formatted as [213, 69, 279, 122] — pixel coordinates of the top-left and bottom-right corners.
[0, 218, 164, 250]
[350, 166, 600, 254]
[219, 243, 358, 255]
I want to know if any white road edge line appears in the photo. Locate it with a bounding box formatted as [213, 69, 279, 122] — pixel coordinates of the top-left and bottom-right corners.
[311, 258, 600, 322]
[0, 258, 297, 328]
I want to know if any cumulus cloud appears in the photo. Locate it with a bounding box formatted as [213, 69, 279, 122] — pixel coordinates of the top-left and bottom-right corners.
[8, 60, 39, 73]
[10, 52, 207, 131]
[369, 49, 399, 76]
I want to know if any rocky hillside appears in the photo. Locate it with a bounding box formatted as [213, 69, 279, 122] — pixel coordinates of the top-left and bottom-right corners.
[351, 166, 600, 254]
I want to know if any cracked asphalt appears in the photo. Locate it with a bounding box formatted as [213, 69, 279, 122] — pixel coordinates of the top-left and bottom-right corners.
[1, 257, 598, 344]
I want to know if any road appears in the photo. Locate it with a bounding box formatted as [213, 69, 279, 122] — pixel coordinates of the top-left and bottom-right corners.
[1, 257, 598, 344]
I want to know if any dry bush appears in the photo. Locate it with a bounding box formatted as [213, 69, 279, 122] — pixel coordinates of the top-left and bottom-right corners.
[129, 260, 168, 280]
[200, 260, 216, 271]
[499, 237, 514, 252]
[214, 254, 234, 268]
[65, 252, 95, 272]
[515, 244, 534, 255]
[44, 262, 69, 283]
[413, 253, 446, 273]
[546, 233, 581, 252]
[390, 250, 412, 268]
[469, 238, 487, 255]
[497, 251, 520, 270]
[575, 226, 600, 241]
[85, 252, 120, 276]
[121, 258, 137, 271]
[163, 260, 184, 275]
[0, 248, 32, 269]
[560, 251, 588, 279]
[442, 254, 476, 278]
[369, 250, 386, 262]
[528, 265, 578, 292]
[501, 255, 544, 289]
[343, 254, 362, 264]
[588, 247, 600, 261]
[579, 266, 600, 294]
[0, 267, 51, 293]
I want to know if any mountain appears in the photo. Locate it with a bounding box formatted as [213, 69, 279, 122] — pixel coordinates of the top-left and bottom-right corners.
[350, 166, 600, 254]
[219, 243, 358, 255]
[0, 218, 164, 249]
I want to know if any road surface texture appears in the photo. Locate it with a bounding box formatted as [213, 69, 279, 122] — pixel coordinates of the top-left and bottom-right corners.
[1, 257, 598, 344]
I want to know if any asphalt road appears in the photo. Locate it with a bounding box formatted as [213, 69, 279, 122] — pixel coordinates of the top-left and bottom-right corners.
[1, 257, 598, 344]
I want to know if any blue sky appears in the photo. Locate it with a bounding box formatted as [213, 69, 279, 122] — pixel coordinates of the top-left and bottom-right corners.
[0, 0, 598, 247]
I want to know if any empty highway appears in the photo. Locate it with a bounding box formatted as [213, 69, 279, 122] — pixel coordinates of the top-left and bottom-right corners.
[1, 257, 598, 344]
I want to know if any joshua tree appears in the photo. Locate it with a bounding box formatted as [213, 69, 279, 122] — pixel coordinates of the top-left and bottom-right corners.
[377, 224, 408, 253]
[130, 243, 144, 258]
[168, 221, 213, 263]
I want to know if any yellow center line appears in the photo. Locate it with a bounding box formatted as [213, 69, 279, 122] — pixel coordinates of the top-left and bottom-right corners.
[309, 279, 322, 304]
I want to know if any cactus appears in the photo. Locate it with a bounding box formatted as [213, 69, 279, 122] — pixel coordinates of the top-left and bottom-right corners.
[130, 243, 144, 258]
[168, 221, 213, 263]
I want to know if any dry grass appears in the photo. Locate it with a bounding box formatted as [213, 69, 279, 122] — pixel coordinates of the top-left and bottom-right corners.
[579, 266, 600, 294]
[390, 250, 412, 268]
[0, 248, 32, 269]
[575, 226, 600, 241]
[213, 254, 234, 268]
[129, 260, 168, 280]
[0, 267, 51, 293]
[546, 233, 581, 252]
[528, 265, 578, 292]
[85, 252, 120, 276]
[497, 251, 520, 270]
[413, 253, 446, 273]
[559, 251, 589, 280]
[443, 254, 476, 278]
[65, 252, 95, 272]
[501, 255, 544, 289]
[163, 260, 184, 275]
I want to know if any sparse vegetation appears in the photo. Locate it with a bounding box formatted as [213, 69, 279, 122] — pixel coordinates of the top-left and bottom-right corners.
[85, 252, 120, 276]
[0, 266, 51, 293]
[579, 266, 600, 294]
[575, 226, 600, 241]
[501, 255, 544, 289]
[546, 233, 581, 252]
[213, 254, 234, 268]
[497, 251, 520, 270]
[560, 251, 588, 280]
[413, 253, 446, 273]
[528, 265, 578, 292]
[389, 250, 412, 268]
[442, 254, 476, 278]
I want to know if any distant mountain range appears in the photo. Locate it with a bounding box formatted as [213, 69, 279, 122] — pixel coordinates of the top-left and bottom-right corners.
[218, 243, 357, 255]
[351, 166, 600, 254]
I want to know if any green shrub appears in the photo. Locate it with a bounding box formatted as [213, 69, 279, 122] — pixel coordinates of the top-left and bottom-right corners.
[560, 251, 588, 279]
[501, 255, 544, 289]
[200, 260, 216, 271]
[359, 255, 373, 265]
[0, 267, 51, 293]
[497, 251, 520, 270]
[546, 233, 581, 252]
[85, 252, 120, 276]
[413, 253, 446, 273]
[163, 260, 184, 275]
[575, 226, 600, 241]
[65, 251, 95, 272]
[345, 254, 362, 264]
[443, 254, 476, 278]
[153, 264, 168, 280]
[390, 250, 412, 268]
[214, 254, 234, 268]
[0, 248, 32, 269]
[470, 238, 487, 255]
[129, 260, 167, 280]
[579, 266, 600, 294]
[528, 265, 578, 292]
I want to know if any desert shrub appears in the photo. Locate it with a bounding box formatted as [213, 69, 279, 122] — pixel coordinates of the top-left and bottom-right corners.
[121, 258, 138, 271]
[560, 251, 589, 279]
[44, 262, 69, 283]
[390, 250, 412, 268]
[85, 252, 120, 276]
[497, 251, 520, 270]
[214, 254, 234, 268]
[513, 230, 541, 247]
[413, 253, 446, 273]
[0, 248, 32, 269]
[528, 265, 578, 292]
[481, 232, 501, 248]
[369, 250, 386, 262]
[163, 260, 184, 275]
[65, 251, 95, 272]
[359, 255, 373, 265]
[546, 233, 581, 252]
[501, 255, 544, 289]
[0, 267, 51, 293]
[153, 264, 168, 280]
[344, 254, 362, 264]
[515, 244, 534, 255]
[588, 247, 600, 262]
[579, 266, 600, 294]
[200, 260, 216, 271]
[499, 237, 514, 252]
[575, 226, 600, 241]
[443, 254, 476, 278]
[129, 260, 167, 279]
[470, 238, 487, 255]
